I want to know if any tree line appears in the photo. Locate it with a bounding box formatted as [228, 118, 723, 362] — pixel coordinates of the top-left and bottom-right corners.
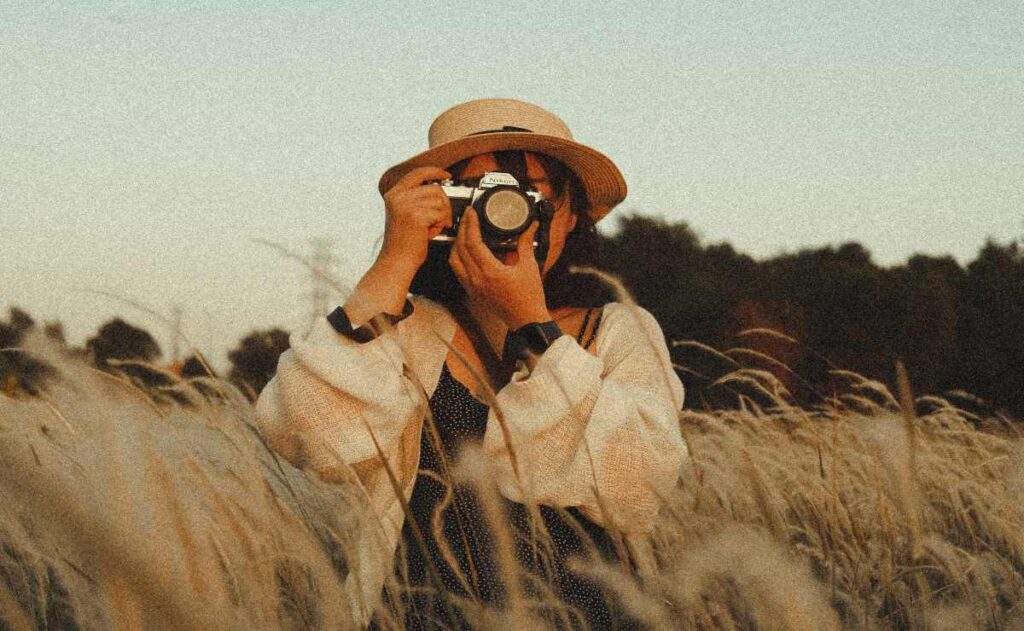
[598, 214, 1023, 418]
[0, 310, 289, 405]
[2, 214, 1021, 418]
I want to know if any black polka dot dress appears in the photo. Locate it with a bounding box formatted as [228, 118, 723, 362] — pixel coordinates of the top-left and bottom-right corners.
[369, 312, 643, 630]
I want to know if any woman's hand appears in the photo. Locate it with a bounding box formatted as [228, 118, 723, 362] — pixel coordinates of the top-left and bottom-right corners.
[449, 207, 551, 330]
[343, 167, 451, 326]
[378, 166, 453, 274]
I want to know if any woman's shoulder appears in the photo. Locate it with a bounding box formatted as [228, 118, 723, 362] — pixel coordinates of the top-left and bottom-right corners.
[598, 302, 662, 330]
[592, 302, 671, 352]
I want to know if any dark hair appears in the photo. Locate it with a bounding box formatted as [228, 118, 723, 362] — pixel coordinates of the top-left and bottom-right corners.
[408, 150, 614, 309]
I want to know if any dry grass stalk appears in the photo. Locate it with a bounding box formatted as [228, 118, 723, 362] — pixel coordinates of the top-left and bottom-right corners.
[5, 273, 1024, 629]
[0, 580, 34, 631]
[454, 447, 526, 621]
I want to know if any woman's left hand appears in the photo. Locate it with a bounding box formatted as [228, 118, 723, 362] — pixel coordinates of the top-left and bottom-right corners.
[449, 207, 551, 330]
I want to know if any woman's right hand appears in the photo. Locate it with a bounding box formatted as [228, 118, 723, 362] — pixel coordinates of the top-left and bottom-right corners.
[378, 166, 453, 274]
[342, 166, 452, 325]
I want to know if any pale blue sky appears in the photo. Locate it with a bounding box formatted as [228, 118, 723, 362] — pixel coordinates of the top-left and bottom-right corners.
[2, 1, 1022, 369]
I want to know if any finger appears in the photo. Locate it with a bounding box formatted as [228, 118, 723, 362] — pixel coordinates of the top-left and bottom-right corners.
[429, 199, 452, 224]
[401, 205, 447, 238]
[461, 207, 500, 270]
[448, 246, 468, 282]
[428, 214, 450, 238]
[405, 187, 453, 227]
[453, 207, 467, 247]
[453, 221, 483, 278]
[451, 242, 482, 287]
[397, 191, 449, 217]
[516, 220, 540, 259]
[438, 187, 454, 228]
[398, 195, 449, 225]
[453, 205, 474, 251]
[388, 166, 451, 193]
[402, 187, 448, 201]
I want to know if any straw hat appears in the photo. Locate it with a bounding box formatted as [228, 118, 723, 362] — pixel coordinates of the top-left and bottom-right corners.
[377, 98, 627, 223]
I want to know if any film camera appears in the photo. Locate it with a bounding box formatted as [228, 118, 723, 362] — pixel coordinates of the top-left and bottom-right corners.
[430, 172, 556, 253]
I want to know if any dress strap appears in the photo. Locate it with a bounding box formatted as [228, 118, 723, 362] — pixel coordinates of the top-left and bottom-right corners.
[581, 306, 605, 350]
[575, 307, 595, 346]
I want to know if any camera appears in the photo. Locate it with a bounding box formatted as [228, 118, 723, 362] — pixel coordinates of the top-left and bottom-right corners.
[431, 172, 555, 251]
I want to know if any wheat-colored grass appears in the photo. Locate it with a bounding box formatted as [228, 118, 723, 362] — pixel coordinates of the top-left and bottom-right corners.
[2, 309, 1024, 629]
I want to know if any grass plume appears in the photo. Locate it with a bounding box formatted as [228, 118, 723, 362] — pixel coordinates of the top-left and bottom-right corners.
[2, 289, 1024, 629]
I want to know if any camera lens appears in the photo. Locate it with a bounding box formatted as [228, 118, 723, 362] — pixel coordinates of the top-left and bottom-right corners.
[482, 189, 531, 233]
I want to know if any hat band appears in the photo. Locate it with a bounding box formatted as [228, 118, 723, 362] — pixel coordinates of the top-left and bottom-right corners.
[465, 125, 533, 136]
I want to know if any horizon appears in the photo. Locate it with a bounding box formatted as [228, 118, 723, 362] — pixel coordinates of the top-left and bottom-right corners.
[3, 220, 1017, 375]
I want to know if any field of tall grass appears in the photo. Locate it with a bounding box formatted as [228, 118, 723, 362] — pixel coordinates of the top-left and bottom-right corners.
[2, 314, 1024, 630]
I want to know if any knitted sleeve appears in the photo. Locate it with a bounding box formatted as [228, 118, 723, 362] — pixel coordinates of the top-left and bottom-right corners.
[253, 305, 429, 491]
[481, 303, 687, 534]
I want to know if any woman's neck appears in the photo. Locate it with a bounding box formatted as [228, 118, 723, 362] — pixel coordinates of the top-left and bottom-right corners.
[463, 294, 509, 352]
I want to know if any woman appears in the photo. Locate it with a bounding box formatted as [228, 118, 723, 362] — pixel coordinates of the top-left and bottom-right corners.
[255, 98, 687, 630]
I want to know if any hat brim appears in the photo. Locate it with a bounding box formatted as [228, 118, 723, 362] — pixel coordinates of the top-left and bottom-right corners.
[377, 132, 626, 223]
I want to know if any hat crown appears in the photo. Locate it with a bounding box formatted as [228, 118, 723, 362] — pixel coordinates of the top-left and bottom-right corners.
[427, 98, 574, 148]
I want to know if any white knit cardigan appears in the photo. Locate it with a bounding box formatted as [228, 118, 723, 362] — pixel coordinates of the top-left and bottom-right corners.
[254, 295, 688, 626]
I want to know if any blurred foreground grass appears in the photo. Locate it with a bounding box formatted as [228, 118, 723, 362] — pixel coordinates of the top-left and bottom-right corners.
[2, 327, 1023, 631]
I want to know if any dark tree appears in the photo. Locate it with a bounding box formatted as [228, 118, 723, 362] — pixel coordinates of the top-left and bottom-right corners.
[893, 254, 963, 397]
[83, 318, 178, 398]
[771, 244, 899, 393]
[181, 354, 217, 379]
[85, 319, 162, 369]
[600, 214, 772, 408]
[955, 240, 1024, 415]
[0, 307, 58, 396]
[9, 307, 35, 333]
[227, 328, 290, 400]
[597, 212, 1024, 417]
[601, 214, 704, 338]
[43, 321, 67, 346]
[600, 213, 761, 345]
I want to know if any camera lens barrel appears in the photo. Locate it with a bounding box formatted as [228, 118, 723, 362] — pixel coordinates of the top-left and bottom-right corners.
[477, 186, 533, 236]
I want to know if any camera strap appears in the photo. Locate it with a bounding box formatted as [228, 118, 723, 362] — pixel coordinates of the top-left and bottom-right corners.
[533, 221, 552, 270]
[446, 300, 515, 394]
[531, 202, 554, 269]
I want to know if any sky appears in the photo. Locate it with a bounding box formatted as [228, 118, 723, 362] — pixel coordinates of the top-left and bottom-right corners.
[2, 1, 1022, 370]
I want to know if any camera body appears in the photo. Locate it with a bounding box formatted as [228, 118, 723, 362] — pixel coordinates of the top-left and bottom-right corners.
[431, 172, 555, 251]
